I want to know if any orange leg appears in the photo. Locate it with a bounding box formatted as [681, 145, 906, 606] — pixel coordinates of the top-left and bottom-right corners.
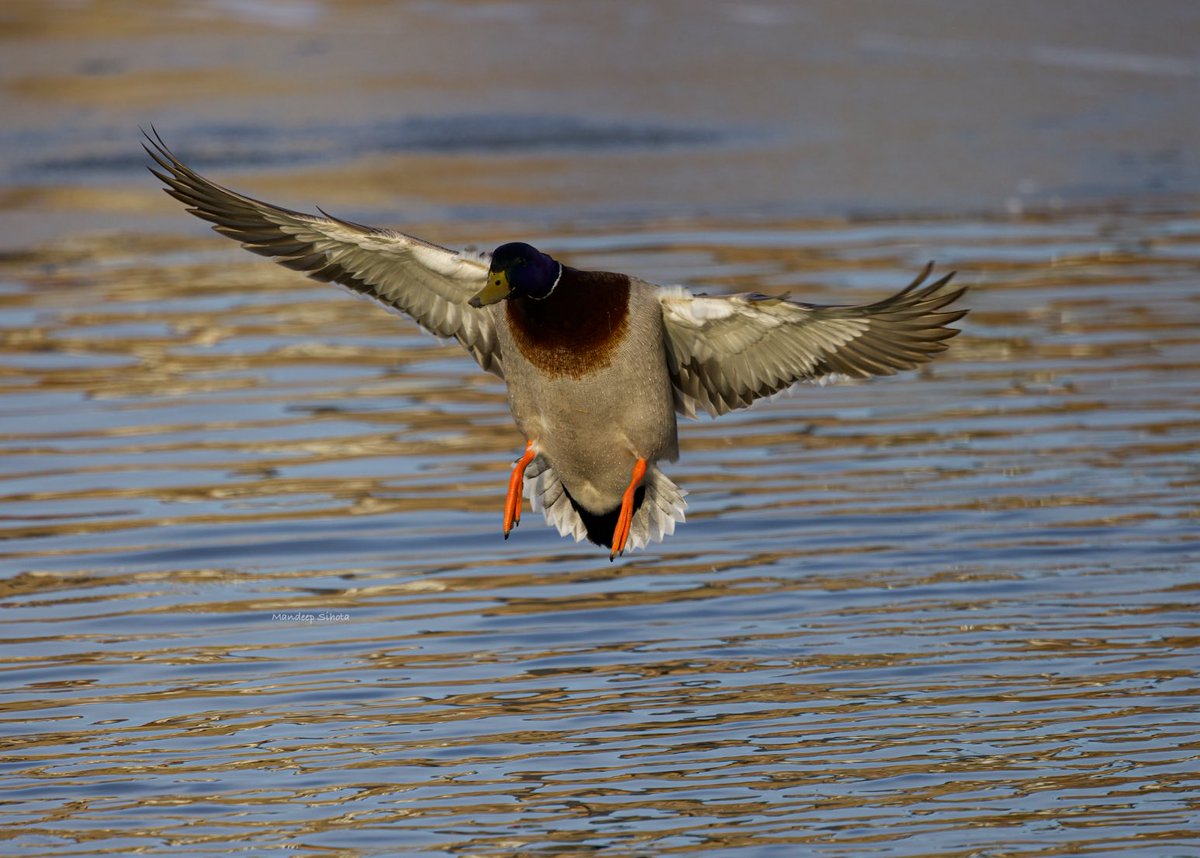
[503, 441, 537, 539]
[610, 457, 648, 560]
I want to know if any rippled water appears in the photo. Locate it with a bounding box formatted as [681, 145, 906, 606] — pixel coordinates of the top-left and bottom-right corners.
[5, 0, 1200, 854]
[4, 207, 1199, 855]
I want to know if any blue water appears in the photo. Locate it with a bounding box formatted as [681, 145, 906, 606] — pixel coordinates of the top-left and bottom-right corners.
[2, 1, 1199, 855]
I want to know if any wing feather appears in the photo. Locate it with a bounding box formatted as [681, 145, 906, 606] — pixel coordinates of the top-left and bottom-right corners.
[144, 129, 503, 377]
[659, 263, 967, 417]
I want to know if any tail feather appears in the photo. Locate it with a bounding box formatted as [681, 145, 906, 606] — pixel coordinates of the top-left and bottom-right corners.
[562, 485, 646, 549]
[526, 457, 687, 552]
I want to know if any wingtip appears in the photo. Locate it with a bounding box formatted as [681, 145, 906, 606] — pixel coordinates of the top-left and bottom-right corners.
[139, 124, 168, 154]
[929, 262, 963, 294]
[141, 125, 178, 179]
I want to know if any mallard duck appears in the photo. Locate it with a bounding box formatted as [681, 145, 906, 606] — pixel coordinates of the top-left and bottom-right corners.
[144, 130, 966, 558]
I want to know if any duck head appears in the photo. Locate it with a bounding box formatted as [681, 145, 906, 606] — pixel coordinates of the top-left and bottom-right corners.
[469, 242, 562, 307]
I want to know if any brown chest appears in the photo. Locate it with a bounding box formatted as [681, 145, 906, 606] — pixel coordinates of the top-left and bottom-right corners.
[505, 270, 631, 379]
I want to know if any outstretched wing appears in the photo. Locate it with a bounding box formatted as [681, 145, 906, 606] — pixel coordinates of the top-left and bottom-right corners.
[659, 263, 967, 417]
[144, 129, 503, 377]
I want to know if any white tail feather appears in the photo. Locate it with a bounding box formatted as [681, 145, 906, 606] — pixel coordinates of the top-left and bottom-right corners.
[525, 456, 687, 551]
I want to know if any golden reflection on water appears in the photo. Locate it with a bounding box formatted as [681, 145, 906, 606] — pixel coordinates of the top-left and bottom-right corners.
[2, 209, 1200, 854]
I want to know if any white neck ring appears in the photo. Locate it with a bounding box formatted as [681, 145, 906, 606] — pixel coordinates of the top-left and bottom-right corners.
[532, 263, 563, 301]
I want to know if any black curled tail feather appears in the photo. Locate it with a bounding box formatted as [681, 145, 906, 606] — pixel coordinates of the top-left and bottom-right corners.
[561, 485, 646, 549]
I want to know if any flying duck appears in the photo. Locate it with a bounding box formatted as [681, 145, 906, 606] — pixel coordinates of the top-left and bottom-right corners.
[144, 130, 967, 558]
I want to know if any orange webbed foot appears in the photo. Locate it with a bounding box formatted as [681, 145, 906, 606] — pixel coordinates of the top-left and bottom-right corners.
[503, 441, 537, 539]
[610, 457, 647, 560]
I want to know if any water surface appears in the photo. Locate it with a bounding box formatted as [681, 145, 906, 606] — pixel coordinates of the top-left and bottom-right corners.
[4, 209, 1199, 855]
[2, 1, 1199, 855]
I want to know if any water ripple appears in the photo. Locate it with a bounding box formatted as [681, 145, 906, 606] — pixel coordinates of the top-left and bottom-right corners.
[2, 209, 1199, 855]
